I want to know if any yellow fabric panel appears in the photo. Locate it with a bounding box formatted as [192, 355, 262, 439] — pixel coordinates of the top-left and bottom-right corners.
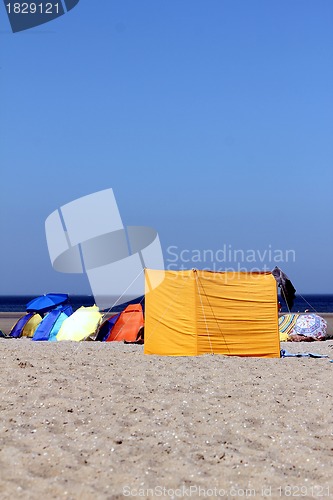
[144, 269, 280, 358]
[144, 270, 197, 356]
[195, 271, 280, 357]
[22, 314, 42, 338]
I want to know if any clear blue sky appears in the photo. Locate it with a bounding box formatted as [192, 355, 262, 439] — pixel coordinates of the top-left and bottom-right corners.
[0, 0, 332, 295]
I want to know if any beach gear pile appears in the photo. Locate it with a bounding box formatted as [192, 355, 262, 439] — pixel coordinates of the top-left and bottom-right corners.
[279, 313, 328, 342]
[8, 294, 144, 343]
[10, 293, 73, 341]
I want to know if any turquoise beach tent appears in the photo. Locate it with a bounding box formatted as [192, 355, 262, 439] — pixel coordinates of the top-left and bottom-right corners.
[49, 311, 71, 341]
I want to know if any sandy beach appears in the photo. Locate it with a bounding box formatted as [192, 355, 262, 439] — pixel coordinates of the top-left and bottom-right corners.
[0, 327, 332, 499]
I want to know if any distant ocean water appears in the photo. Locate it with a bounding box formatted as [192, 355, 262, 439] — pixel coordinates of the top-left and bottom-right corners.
[0, 294, 332, 313]
[278, 294, 333, 313]
[0, 296, 144, 313]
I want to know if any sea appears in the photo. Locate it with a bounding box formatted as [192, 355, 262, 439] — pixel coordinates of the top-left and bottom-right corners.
[277, 294, 333, 313]
[0, 294, 332, 313]
[0, 295, 144, 313]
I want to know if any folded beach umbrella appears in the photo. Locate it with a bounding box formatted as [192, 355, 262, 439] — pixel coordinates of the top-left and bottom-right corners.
[56, 305, 102, 341]
[26, 293, 69, 314]
[272, 267, 296, 311]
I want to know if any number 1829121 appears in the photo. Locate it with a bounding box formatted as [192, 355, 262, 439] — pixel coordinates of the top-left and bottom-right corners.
[6, 3, 60, 14]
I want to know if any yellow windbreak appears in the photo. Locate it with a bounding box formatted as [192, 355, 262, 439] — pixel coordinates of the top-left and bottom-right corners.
[144, 269, 280, 358]
[144, 270, 197, 356]
[195, 271, 279, 357]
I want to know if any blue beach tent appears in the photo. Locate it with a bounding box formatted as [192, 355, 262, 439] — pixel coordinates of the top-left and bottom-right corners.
[10, 313, 34, 338]
[33, 305, 73, 341]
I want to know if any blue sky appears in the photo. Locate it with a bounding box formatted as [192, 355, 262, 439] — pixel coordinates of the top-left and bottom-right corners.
[0, 0, 332, 294]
